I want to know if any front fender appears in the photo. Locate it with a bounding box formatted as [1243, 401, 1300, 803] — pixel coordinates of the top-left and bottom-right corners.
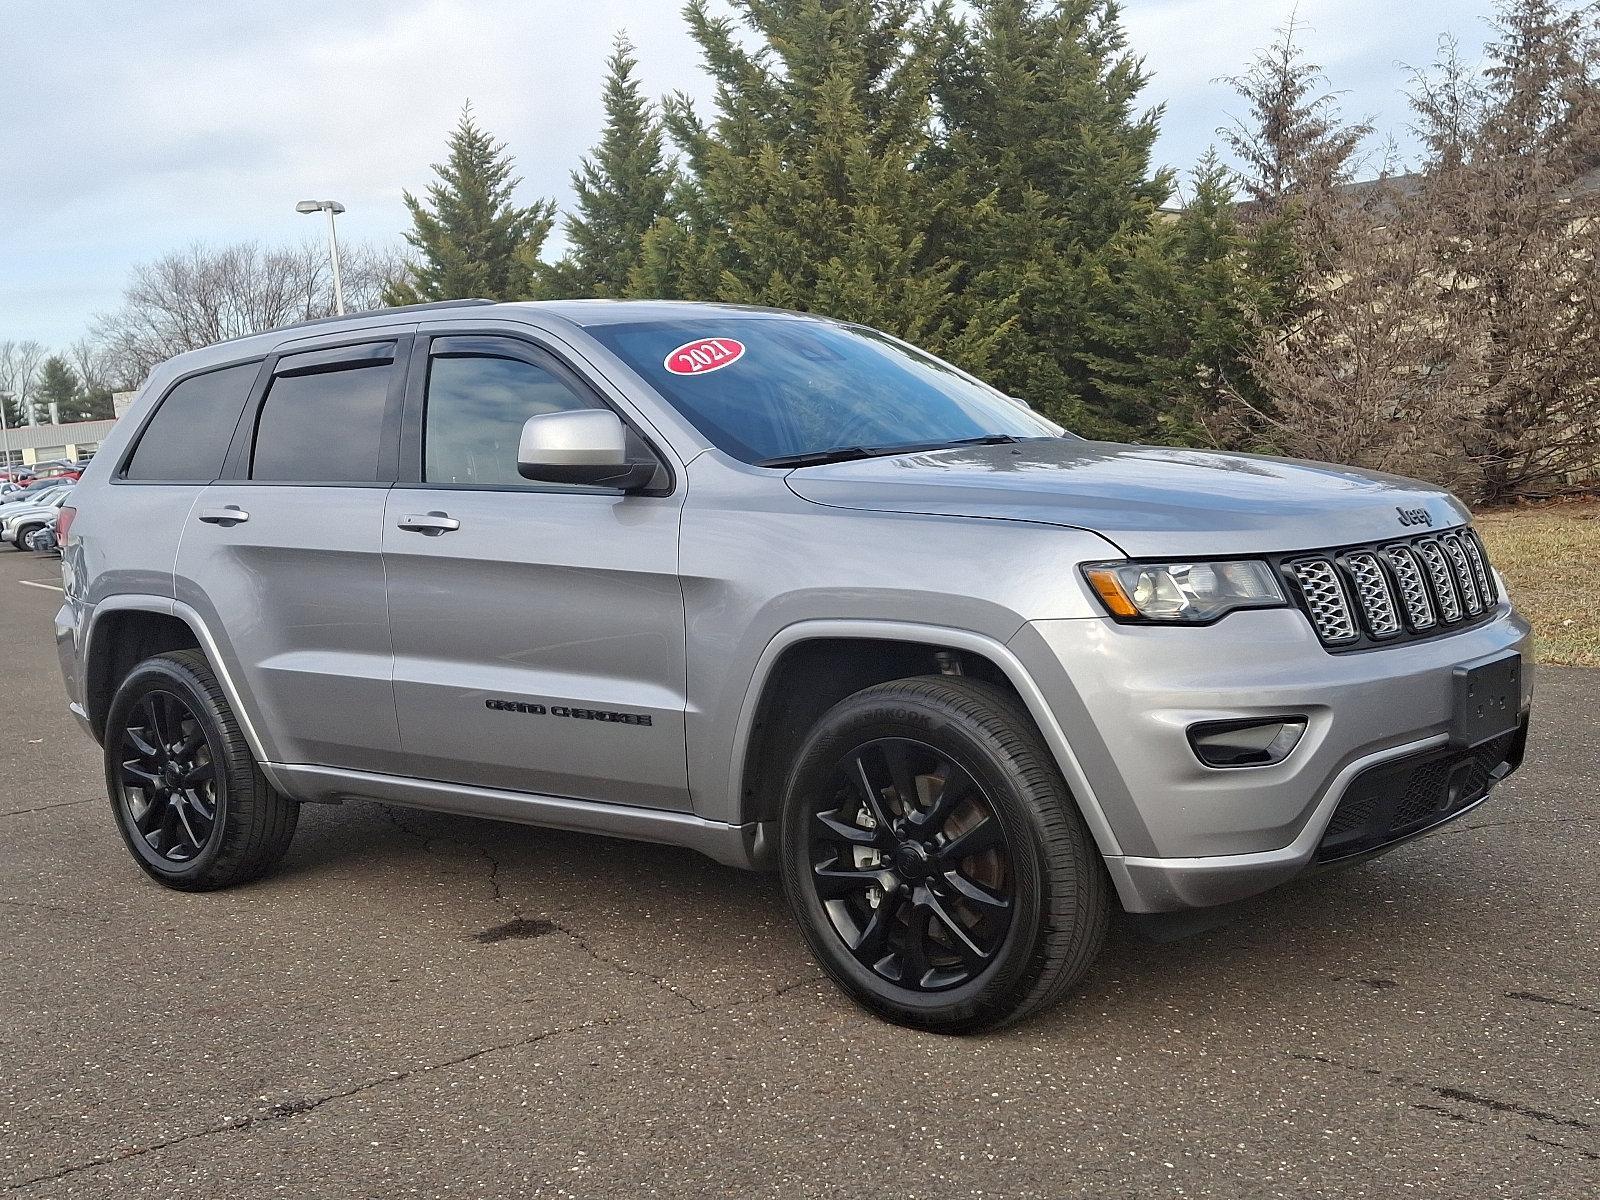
[724, 618, 1124, 860]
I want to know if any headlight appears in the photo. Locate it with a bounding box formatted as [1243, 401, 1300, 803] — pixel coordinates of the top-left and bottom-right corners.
[1082, 559, 1286, 624]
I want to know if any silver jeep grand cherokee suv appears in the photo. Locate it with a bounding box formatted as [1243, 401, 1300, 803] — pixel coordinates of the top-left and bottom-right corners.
[55, 299, 1532, 1032]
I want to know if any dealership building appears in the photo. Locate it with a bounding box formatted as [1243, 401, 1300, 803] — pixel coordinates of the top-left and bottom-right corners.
[0, 417, 119, 468]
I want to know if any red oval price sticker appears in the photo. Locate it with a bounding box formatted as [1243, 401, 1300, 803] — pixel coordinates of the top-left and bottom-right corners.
[663, 337, 745, 376]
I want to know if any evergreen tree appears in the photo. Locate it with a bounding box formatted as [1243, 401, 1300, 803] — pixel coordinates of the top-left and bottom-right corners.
[1211, 18, 1374, 451]
[0, 391, 24, 430]
[540, 35, 676, 298]
[385, 105, 555, 304]
[926, 0, 1173, 436]
[634, 0, 1017, 371]
[34, 356, 81, 425]
[1080, 153, 1274, 440]
[1217, 14, 1372, 210]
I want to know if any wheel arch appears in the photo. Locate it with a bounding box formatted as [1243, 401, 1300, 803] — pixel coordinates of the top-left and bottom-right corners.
[728, 621, 1123, 859]
[82, 597, 278, 779]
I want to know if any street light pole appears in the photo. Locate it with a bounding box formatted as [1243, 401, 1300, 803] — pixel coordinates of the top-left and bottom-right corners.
[296, 199, 347, 315]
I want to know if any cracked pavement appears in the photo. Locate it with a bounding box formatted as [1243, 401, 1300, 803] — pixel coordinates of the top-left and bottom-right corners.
[1, 552, 1597, 1197]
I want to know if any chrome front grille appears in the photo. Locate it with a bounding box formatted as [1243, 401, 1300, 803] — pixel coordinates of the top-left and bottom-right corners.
[1288, 559, 1359, 643]
[1415, 538, 1463, 623]
[1342, 551, 1401, 637]
[1440, 531, 1483, 615]
[1380, 545, 1437, 630]
[1463, 531, 1496, 605]
[1285, 526, 1500, 650]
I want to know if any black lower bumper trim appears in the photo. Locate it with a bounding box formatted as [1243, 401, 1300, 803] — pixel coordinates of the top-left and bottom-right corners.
[1315, 715, 1529, 863]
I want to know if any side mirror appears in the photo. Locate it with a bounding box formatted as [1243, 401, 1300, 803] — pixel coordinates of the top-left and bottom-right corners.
[516, 409, 657, 491]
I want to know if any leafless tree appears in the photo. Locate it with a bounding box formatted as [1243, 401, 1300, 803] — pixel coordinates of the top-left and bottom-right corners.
[1228, 185, 1484, 481]
[1222, 0, 1598, 501]
[0, 339, 47, 426]
[67, 336, 117, 395]
[94, 239, 408, 384]
[1406, 0, 1600, 501]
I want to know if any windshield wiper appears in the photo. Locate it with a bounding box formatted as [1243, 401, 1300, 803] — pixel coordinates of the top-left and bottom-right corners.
[758, 434, 1023, 469]
[757, 446, 894, 468]
[933, 434, 1021, 448]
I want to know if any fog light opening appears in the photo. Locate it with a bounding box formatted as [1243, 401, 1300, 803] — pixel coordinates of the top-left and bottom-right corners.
[1188, 717, 1307, 768]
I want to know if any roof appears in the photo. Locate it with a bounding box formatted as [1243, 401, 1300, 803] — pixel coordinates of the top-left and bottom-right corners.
[0, 419, 117, 451]
[138, 298, 838, 385]
[500, 299, 811, 327]
[1338, 162, 1600, 212]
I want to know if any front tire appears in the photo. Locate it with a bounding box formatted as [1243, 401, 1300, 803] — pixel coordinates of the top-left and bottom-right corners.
[779, 676, 1109, 1034]
[104, 649, 298, 891]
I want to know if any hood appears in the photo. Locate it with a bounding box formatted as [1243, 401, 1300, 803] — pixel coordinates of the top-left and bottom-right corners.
[2, 502, 59, 523]
[783, 440, 1469, 557]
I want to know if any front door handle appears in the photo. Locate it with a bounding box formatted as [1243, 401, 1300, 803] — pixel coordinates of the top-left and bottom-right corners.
[197, 506, 249, 525]
[397, 511, 460, 535]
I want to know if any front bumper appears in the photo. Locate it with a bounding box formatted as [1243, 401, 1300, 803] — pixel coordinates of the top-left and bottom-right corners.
[1014, 602, 1533, 912]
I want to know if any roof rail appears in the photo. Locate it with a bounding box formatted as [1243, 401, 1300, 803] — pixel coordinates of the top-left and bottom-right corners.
[210, 298, 498, 348]
[272, 297, 497, 335]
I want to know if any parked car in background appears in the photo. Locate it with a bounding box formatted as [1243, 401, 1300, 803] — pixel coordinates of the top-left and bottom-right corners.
[1, 488, 71, 550]
[0, 481, 68, 511]
[25, 517, 60, 556]
[31, 466, 82, 484]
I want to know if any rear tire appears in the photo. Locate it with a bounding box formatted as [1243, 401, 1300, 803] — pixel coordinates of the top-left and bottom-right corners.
[779, 675, 1109, 1033]
[104, 649, 298, 891]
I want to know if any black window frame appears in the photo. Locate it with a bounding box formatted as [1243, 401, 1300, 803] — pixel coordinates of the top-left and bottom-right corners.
[113, 358, 268, 486]
[220, 335, 412, 487]
[397, 330, 674, 496]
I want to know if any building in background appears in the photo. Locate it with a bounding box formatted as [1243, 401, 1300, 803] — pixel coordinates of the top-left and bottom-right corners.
[0, 417, 117, 467]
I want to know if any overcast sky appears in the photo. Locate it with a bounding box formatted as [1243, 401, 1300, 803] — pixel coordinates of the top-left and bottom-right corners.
[2, 0, 1499, 350]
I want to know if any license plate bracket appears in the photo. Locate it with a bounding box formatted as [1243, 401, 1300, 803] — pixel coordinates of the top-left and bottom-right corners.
[1451, 652, 1522, 748]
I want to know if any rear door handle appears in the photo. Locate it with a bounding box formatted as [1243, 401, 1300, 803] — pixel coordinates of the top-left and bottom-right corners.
[197, 506, 249, 525]
[397, 511, 460, 535]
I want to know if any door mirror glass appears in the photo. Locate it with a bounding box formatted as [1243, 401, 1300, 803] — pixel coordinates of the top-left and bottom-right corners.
[516, 409, 656, 490]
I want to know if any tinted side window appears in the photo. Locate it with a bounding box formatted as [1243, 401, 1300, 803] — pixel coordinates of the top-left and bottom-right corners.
[424, 354, 593, 486]
[252, 362, 393, 482]
[123, 362, 260, 482]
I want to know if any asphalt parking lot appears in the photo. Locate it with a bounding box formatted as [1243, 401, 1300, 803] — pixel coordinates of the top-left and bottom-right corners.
[1, 550, 1596, 1199]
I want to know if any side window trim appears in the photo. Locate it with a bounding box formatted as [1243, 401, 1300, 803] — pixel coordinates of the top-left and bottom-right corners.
[220, 336, 412, 486]
[397, 328, 675, 496]
[114, 358, 267, 485]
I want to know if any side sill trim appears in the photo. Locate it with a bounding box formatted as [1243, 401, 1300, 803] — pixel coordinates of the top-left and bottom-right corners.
[269, 763, 769, 870]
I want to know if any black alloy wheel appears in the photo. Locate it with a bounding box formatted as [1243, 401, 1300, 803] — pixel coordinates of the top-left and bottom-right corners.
[104, 650, 299, 890]
[116, 689, 220, 864]
[809, 737, 1015, 991]
[781, 675, 1109, 1033]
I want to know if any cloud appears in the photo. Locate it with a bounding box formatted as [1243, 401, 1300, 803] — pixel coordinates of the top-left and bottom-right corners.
[2, 0, 1497, 347]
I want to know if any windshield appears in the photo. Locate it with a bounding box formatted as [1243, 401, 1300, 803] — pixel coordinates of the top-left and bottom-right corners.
[6, 487, 59, 505]
[586, 316, 1060, 464]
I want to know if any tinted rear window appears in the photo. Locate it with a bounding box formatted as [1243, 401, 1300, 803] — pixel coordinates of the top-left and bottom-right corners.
[251, 362, 393, 482]
[122, 362, 260, 482]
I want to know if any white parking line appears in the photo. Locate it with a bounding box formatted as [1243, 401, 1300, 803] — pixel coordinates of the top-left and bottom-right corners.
[18, 580, 63, 592]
